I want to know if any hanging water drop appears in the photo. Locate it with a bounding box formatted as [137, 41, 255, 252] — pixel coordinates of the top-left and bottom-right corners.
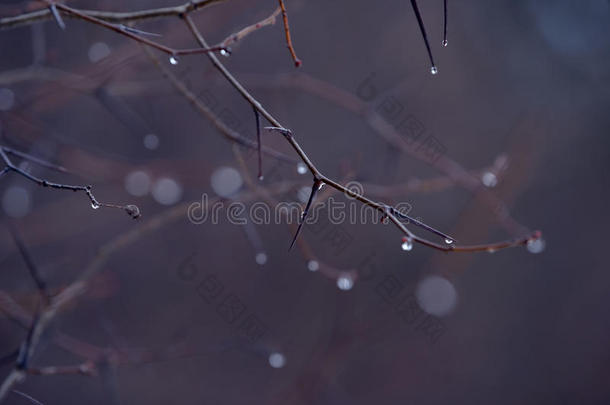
[296, 162, 307, 175]
[526, 238, 545, 254]
[220, 48, 230, 57]
[445, 238, 453, 244]
[481, 172, 498, 188]
[169, 55, 179, 65]
[442, 39, 448, 47]
[307, 260, 319, 272]
[401, 236, 413, 251]
[268, 352, 286, 368]
[91, 202, 100, 210]
[255, 252, 268, 265]
[337, 275, 354, 291]
[430, 66, 438, 75]
[258, 175, 264, 181]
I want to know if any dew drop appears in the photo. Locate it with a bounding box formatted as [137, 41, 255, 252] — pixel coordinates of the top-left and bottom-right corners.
[124, 204, 141, 219]
[442, 39, 448, 47]
[255, 252, 268, 265]
[91, 202, 100, 209]
[220, 48, 230, 57]
[169, 55, 179, 65]
[430, 66, 438, 75]
[296, 163, 307, 175]
[481, 171, 498, 188]
[445, 238, 453, 245]
[258, 175, 264, 181]
[337, 275, 354, 291]
[307, 260, 319, 272]
[526, 238, 546, 254]
[268, 352, 286, 369]
[401, 237, 413, 251]
[487, 247, 497, 254]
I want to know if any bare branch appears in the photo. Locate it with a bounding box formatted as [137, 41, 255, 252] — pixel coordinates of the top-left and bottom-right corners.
[0, 0, 225, 30]
[0, 146, 140, 219]
[220, 7, 282, 49]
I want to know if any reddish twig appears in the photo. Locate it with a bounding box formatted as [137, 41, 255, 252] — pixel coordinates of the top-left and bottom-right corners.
[220, 7, 282, 49]
[277, 0, 302, 67]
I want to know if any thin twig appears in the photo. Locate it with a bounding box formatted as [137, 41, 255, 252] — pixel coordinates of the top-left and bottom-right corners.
[7, 224, 49, 303]
[47, 2, 228, 59]
[220, 7, 282, 49]
[0, 0, 225, 29]
[443, 0, 448, 46]
[10, 390, 44, 405]
[0, 147, 140, 219]
[277, 0, 302, 67]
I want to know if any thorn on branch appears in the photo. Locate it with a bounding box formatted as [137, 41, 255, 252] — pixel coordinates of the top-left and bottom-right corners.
[253, 107, 263, 180]
[119, 24, 162, 37]
[289, 178, 323, 250]
[48, 3, 66, 30]
[265, 126, 292, 138]
[409, 0, 437, 74]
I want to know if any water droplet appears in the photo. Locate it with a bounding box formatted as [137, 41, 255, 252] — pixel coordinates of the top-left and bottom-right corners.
[430, 66, 438, 75]
[401, 237, 413, 251]
[124, 170, 151, 197]
[169, 55, 179, 65]
[210, 167, 243, 198]
[220, 48, 230, 57]
[0, 88, 15, 111]
[296, 163, 307, 175]
[258, 175, 264, 181]
[337, 275, 354, 291]
[442, 39, 448, 47]
[416, 275, 458, 316]
[445, 238, 453, 244]
[307, 260, 319, 272]
[268, 352, 286, 368]
[143, 133, 159, 150]
[88, 42, 111, 63]
[317, 182, 325, 191]
[152, 177, 183, 205]
[487, 247, 497, 254]
[91, 202, 100, 209]
[124, 204, 141, 219]
[481, 171, 498, 188]
[2, 186, 31, 218]
[526, 238, 546, 254]
[255, 252, 268, 265]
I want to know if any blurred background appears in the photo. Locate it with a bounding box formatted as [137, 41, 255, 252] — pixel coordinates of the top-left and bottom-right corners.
[0, 0, 609, 404]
